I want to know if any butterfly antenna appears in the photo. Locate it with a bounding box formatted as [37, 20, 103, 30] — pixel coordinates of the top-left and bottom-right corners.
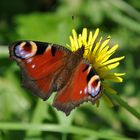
[71, 15, 80, 49]
[72, 15, 75, 29]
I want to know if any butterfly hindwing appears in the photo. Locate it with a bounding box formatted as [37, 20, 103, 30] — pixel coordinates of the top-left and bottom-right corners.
[53, 60, 102, 115]
[9, 41, 71, 100]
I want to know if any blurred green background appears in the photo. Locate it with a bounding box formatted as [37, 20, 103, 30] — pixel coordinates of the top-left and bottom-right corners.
[0, 0, 140, 139]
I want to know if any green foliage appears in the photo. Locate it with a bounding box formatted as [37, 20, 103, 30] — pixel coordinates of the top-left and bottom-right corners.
[0, 0, 140, 139]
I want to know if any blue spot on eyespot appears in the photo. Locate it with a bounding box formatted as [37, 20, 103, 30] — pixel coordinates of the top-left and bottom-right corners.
[15, 45, 33, 59]
[91, 88, 95, 97]
[95, 87, 100, 95]
[87, 85, 100, 97]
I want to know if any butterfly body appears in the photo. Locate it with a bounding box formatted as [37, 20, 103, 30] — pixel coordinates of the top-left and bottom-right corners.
[53, 46, 84, 91]
[9, 41, 102, 115]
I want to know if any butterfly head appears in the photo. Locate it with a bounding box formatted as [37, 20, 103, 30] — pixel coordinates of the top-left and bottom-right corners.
[75, 45, 85, 57]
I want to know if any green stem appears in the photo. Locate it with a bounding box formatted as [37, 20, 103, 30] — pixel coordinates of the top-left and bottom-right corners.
[0, 123, 132, 140]
[111, 94, 140, 120]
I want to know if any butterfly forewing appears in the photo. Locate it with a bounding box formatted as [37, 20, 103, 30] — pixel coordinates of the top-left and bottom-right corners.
[9, 41, 71, 100]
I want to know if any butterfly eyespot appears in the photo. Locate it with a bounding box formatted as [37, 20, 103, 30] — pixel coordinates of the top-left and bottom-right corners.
[14, 41, 37, 59]
[87, 75, 101, 97]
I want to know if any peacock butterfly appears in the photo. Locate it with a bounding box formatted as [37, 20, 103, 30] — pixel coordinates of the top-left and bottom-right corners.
[9, 41, 102, 115]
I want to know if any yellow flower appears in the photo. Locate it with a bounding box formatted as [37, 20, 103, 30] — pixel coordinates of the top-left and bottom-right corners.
[66, 28, 125, 107]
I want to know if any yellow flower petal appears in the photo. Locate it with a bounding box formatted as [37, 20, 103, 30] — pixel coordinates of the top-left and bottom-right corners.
[100, 44, 119, 63]
[96, 46, 110, 62]
[98, 64, 122, 78]
[114, 73, 126, 76]
[82, 28, 87, 42]
[97, 36, 110, 53]
[87, 31, 93, 45]
[107, 44, 119, 55]
[100, 53, 113, 64]
[90, 28, 100, 51]
[104, 74, 124, 82]
[92, 37, 102, 56]
[72, 29, 79, 50]
[107, 62, 120, 70]
[101, 45, 110, 55]
[102, 56, 125, 66]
